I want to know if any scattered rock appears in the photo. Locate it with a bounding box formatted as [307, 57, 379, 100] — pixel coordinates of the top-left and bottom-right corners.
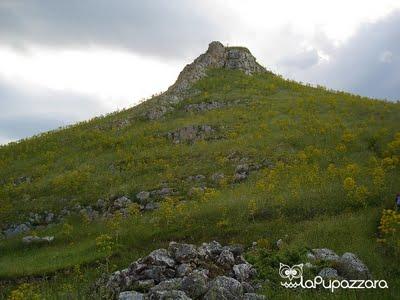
[188, 187, 207, 197]
[3, 223, 30, 237]
[22, 235, 54, 244]
[143, 202, 160, 211]
[157, 187, 176, 198]
[13, 176, 31, 186]
[136, 191, 150, 204]
[236, 164, 249, 174]
[276, 239, 284, 249]
[211, 172, 225, 183]
[96, 199, 107, 210]
[113, 196, 132, 210]
[187, 174, 206, 181]
[184, 101, 226, 113]
[234, 172, 248, 183]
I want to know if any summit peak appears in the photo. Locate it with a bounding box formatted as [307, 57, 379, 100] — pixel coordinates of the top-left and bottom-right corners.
[166, 41, 265, 97]
[145, 41, 265, 120]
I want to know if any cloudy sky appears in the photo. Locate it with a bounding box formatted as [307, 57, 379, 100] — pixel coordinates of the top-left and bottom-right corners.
[1, 0, 400, 144]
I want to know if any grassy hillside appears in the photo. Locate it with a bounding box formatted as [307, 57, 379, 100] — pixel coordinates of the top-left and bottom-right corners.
[0, 69, 400, 299]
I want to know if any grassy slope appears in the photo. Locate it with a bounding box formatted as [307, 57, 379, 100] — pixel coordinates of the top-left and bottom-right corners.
[0, 69, 399, 299]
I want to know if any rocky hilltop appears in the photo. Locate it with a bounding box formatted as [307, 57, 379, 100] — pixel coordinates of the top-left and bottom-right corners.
[167, 41, 265, 97]
[146, 41, 265, 119]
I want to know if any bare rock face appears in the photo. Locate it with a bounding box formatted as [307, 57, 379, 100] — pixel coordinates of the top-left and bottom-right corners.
[146, 41, 265, 120]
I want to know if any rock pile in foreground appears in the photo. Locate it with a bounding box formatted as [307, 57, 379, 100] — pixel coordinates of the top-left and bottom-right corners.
[99, 241, 265, 300]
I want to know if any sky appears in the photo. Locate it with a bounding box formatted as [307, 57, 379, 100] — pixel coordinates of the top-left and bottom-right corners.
[1, 0, 400, 144]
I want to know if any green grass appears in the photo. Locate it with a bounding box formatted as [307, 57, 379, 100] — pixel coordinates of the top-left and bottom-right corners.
[0, 69, 399, 299]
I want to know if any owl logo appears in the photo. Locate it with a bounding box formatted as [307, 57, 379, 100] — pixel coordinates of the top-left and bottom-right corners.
[279, 263, 303, 288]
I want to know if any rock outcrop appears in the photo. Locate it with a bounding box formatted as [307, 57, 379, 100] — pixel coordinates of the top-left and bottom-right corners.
[97, 241, 264, 300]
[167, 41, 265, 100]
[146, 41, 265, 120]
[166, 125, 216, 144]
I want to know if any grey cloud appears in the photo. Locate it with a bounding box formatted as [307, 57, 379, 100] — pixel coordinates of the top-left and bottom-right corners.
[278, 49, 319, 70]
[293, 11, 400, 101]
[0, 78, 106, 144]
[0, 0, 224, 59]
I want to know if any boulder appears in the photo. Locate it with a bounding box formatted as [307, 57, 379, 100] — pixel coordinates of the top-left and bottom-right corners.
[136, 279, 155, 290]
[144, 202, 160, 211]
[235, 164, 249, 174]
[119, 291, 145, 300]
[336, 253, 371, 280]
[114, 196, 132, 209]
[243, 293, 266, 300]
[169, 242, 199, 263]
[234, 173, 247, 182]
[318, 267, 339, 280]
[176, 264, 193, 277]
[148, 290, 191, 300]
[217, 250, 235, 268]
[143, 266, 175, 283]
[158, 187, 175, 197]
[276, 239, 284, 249]
[233, 263, 257, 282]
[204, 276, 243, 300]
[222, 244, 243, 256]
[198, 241, 223, 258]
[96, 199, 107, 210]
[150, 278, 183, 292]
[181, 271, 208, 298]
[242, 282, 255, 293]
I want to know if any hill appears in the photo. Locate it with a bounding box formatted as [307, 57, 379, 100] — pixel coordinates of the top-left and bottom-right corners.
[0, 42, 400, 299]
